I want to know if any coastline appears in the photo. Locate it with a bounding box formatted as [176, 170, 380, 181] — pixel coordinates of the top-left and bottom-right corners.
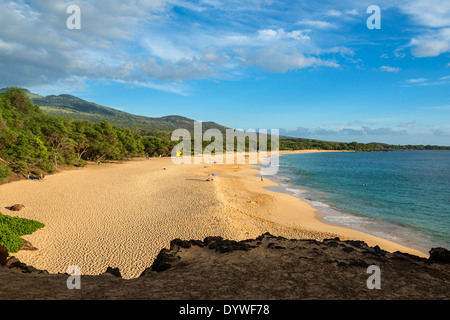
[272, 150, 439, 255]
[214, 154, 427, 258]
[0, 152, 427, 279]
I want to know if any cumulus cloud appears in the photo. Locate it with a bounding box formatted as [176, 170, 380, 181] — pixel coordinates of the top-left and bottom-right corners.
[402, 0, 450, 28]
[409, 28, 450, 57]
[0, 0, 344, 92]
[2, 0, 448, 94]
[402, 0, 450, 57]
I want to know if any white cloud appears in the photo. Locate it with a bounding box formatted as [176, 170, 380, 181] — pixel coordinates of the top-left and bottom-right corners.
[141, 36, 198, 62]
[257, 28, 310, 41]
[403, 75, 450, 86]
[344, 9, 359, 16]
[296, 19, 336, 29]
[393, 48, 406, 58]
[409, 28, 450, 57]
[380, 66, 400, 72]
[326, 9, 342, 17]
[402, 0, 450, 28]
[324, 46, 355, 56]
[325, 8, 359, 17]
[402, 0, 450, 57]
[405, 78, 427, 83]
[236, 46, 339, 73]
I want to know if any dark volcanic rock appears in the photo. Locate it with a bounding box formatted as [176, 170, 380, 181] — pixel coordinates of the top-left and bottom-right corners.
[0, 233, 449, 300]
[7, 260, 48, 274]
[147, 248, 180, 273]
[170, 238, 191, 249]
[429, 247, 450, 263]
[103, 267, 122, 278]
[207, 238, 254, 253]
[203, 236, 223, 245]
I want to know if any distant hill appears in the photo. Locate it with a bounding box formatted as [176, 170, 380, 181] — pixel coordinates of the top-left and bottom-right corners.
[2, 89, 229, 138]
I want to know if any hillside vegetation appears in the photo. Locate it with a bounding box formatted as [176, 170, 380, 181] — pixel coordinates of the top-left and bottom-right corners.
[0, 88, 176, 182]
[30, 92, 229, 140]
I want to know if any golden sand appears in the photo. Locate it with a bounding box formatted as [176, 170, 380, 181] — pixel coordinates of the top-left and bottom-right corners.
[0, 153, 426, 279]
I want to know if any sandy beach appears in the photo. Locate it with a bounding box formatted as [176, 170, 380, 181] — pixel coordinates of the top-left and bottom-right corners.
[0, 152, 427, 279]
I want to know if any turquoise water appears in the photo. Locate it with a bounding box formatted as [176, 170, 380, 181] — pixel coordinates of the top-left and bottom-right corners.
[272, 150, 450, 253]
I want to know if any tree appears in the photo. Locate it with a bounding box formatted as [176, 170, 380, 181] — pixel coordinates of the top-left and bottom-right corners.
[39, 115, 75, 171]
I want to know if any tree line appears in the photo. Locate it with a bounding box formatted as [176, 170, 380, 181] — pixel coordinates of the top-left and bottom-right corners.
[279, 137, 450, 151]
[0, 88, 175, 182]
[1, 88, 448, 182]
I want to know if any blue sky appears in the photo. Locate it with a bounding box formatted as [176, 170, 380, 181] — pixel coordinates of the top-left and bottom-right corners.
[0, 0, 449, 145]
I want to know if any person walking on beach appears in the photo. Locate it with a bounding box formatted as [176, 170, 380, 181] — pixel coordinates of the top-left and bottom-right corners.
[261, 176, 264, 182]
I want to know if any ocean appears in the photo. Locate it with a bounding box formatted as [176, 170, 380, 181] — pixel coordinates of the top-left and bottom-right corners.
[268, 150, 450, 253]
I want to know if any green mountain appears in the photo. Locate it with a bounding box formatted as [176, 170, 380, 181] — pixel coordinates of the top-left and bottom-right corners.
[25, 91, 229, 139]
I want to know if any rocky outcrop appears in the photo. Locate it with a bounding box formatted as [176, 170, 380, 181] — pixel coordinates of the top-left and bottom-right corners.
[0, 233, 449, 300]
[429, 247, 450, 263]
[102, 267, 122, 278]
[6, 260, 49, 275]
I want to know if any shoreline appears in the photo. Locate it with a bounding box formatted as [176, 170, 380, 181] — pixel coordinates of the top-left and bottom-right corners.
[218, 159, 428, 258]
[0, 153, 428, 279]
[260, 172, 431, 256]
[271, 150, 437, 255]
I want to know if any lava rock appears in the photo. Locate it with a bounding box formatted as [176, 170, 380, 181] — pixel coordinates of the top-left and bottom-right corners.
[149, 248, 179, 273]
[170, 239, 191, 249]
[429, 247, 450, 263]
[103, 267, 122, 278]
[8, 261, 48, 274]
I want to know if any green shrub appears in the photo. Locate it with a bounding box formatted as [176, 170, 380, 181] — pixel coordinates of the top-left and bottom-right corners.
[0, 162, 11, 182]
[0, 212, 45, 253]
